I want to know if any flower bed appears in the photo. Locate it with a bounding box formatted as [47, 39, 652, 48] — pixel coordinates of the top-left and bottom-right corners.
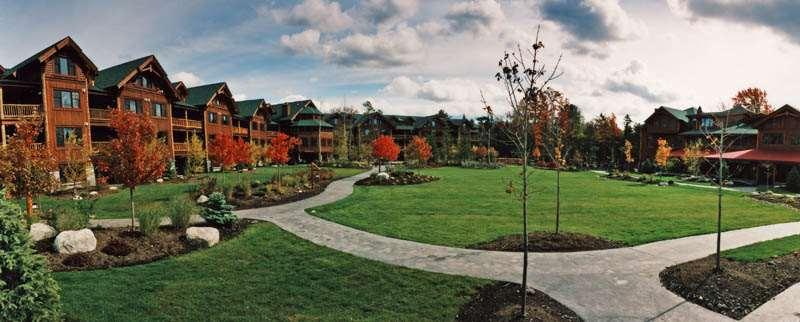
[750, 192, 800, 209]
[356, 170, 439, 186]
[456, 282, 582, 321]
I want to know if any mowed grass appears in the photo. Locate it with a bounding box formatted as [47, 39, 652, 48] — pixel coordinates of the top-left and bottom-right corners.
[37, 166, 366, 219]
[312, 167, 800, 247]
[723, 234, 800, 262]
[56, 223, 486, 321]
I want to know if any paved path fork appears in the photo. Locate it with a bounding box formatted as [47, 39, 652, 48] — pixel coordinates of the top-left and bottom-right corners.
[229, 170, 799, 321]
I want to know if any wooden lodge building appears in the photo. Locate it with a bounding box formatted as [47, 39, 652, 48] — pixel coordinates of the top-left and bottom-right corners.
[641, 104, 800, 183]
[270, 100, 333, 162]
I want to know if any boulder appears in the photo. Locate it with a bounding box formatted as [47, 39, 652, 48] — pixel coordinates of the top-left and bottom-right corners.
[186, 227, 219, 247]
[156, 178, 164, 183]
[53, 229, 97, 254]
[376, 172, 391, 181]
[196, 195, 209, 204]
[109, 186, 119, 191]
[30, 223, 57, 242]
[88, 191, 99, 197]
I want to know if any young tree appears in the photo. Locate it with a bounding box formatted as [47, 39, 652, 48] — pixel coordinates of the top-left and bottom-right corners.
[0, 120, 59, 220]
[533, 88, 572, 234]
[233, 137, 252, 168]
[63, 133, 92, 196]
[371, 135, 400, 172]
[683, 139, 705, 176]
[95, 109, 168, 229]
[480, 90, 496, 164]
[186, 132, 206, 174]
[268, 132, 301, 185]
[330, 105, 358, 160]
[208, 134, 238, 170]
[623, 140, 634, 171]
[654, 138, 671, 168]
[491, 26, 562, 318]
[732, 87, 772, 114]
[406, 135, 432, 167]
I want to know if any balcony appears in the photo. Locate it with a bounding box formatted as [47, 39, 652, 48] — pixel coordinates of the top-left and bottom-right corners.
[173, 142, 189, 154]
[1, 104, 42, 119]
[90, 108, 112, 123]
[172, 118, 203, 129]
[233, 127, 249, 136]
[91, 141, 110, 151]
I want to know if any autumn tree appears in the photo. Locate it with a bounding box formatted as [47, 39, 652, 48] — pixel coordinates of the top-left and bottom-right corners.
[233, 137, 252, 168]
[491, 26, 562, 318]
[330, 105, 358, 160]
[268, 132, 301, 185]
[623, 140, 634, 171]
[654, 138, 671, 168]
[61, 132, 92, 196]
[371, 135, 400, 172]
[95, 109, 168, 229]
[186, 132, 206, 174]
[473, 146, 489, 162]
[405, 135, 432, 167]
[732, 87, 772, 114]
[532, 88, 572, 234]
[0, 120, 59, 220]
[683, 139, 705, 176]
[208, 134, 239, 170]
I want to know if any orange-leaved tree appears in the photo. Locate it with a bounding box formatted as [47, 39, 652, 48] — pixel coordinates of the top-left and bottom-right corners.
[732, 87, 772, 114]
[209, 134, 238, 170]
[268, 132, 301, 184]
[233, 137, 252, 168]
[371, 135, 400, 172]
[0, 120, 59, 220]
[95, 109, 168, 229]
[654, 138, 671, 168]
[405, 135, 432, 167]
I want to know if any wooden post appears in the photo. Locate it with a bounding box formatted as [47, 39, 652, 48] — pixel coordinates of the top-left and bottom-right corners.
[1, 125, 5, 147]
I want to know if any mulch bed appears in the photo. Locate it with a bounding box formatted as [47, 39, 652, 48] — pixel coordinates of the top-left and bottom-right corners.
[229, 179, 335, 210]
[455, 282, 582, 321]
[660, 252, 800, 319]
[750, 193, 800, 210]
[36, 220, 255, 272]
[355, 171, 439, 186]
[468, 232, 625, 252]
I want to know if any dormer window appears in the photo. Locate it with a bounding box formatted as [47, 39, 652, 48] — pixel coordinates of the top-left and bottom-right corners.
[135, 76, 152, 88]
[55, 56, 76, 76]
[222, 115, 229, 125]
[701, 117, 714, 129]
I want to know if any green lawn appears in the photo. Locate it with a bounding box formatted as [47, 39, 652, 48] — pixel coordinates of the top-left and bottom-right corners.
[37, 166, 366, 219]
[56, 223, 486, 321]
[311, 167, 800, 247]
[723, 234, 800, 262]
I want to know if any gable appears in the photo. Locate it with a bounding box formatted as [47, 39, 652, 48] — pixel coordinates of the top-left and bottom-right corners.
[2, 36, 97, 80]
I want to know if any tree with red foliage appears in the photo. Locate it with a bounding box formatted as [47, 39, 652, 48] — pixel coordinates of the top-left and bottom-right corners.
[95, 109, 168, 229]
[0, 120, 59, 220]
[732, 87, 772, 114]
[208, 134, 238, 170]
[405, 135, 432, 167]
[268, 132, 301, 184]
[371, 135, 400, 172]
[233, 137, 252, 168]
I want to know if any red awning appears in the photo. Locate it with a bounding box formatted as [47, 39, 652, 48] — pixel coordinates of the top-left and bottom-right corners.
[704, 149, 800, 163]
[669, 148, 685, 158]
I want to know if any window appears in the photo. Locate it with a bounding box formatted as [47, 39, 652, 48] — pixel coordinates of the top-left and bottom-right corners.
[222, 115, 229, 125]
[53, 90, 80, 108]
[790, 134, 800, 146]
[124, 99, 142, 114]
[208, 112, 217, 123]
[135, 76, 152, 88]
[55, 56, 76, 76]
[762, 133, 784, 145]
[152, 103, 165, 117]
[701, 117, 714, 128]
[56, 127, 82, 147]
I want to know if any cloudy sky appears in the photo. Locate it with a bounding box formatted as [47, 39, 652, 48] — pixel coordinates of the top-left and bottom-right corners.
[1, 0, 798, 121]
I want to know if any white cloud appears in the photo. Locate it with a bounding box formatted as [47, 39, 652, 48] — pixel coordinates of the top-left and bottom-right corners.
[280, 29, 321, 55]
[602, 60, 679, 103]
[359, 0, 419, 26]
[267, 0, 353, 32]
[280, 94, 308, 102]
[383, 76, 500, 103]
[445, 0, 505, 35]
[322, 24, 424, 68]
[233, 94, 248, 101]
[171, 71, 202, 87]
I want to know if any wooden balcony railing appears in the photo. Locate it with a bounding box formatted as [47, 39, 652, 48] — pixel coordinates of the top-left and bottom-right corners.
[90, 108, 112, 121]
[173, 142, 189, 152]
[1, 104, 42, 119]
[172, 118, 203, 129]
[32, 143, 46, 150]
[233, 127, 249, 135]
[91, 141, 110, 151]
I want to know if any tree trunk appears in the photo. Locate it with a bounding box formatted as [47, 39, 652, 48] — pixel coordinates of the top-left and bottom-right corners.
[25, 192, 34, 223]
[556, 168, 561, 234]
[129, 187, 136, 231]
[521, 144, 529, 318]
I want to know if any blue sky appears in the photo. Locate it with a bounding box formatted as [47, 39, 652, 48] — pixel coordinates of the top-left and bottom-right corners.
[2, 0, 800, 121]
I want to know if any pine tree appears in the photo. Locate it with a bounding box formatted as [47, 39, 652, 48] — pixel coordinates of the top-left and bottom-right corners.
[786, 166, 800, 193]
[199, 192, 237, 226]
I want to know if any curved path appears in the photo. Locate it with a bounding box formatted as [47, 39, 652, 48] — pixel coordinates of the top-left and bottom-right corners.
[119, 170, 797, 321]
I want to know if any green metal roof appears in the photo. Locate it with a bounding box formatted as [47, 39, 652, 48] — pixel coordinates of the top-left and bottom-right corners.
[235, 99, 265, 118]
[661, 106, 697, 123]
[94, 56, 150, 90]
[184, 82, 226, 107]
[679, 123, 757, 136]
[271, 100, 321, 121]
[293, 119, 333, 128]
[2, 36, 98, 80]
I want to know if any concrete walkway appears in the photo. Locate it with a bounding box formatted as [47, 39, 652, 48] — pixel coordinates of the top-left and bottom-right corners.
[231, 170, 800, 321]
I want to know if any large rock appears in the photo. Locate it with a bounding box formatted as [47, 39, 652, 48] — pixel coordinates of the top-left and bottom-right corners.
[376, 172, 390, 181]
[196, 195, 209, 204]
[186, 227, 220, 247]
[30, 223, 57, 242]
[53, 229, 97, 254]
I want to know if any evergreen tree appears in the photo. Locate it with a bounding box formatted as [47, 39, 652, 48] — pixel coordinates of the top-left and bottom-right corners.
[786, 166, 800, 193]
[199, 192, 237, 226]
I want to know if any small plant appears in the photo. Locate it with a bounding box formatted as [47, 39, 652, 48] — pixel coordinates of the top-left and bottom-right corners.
[168, 198, 196, 229]
[238, 178, 253, 198]
[137, 207, 164, 237]
[639, 159, 657, 174]
[198, 177, 218, 196]
[786, 166, 800, 193]
[52, 207, 89, 232]
[199, 192, 237, 226]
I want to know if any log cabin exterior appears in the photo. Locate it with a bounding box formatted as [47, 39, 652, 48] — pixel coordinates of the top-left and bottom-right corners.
[234, 99, 277, 147]
[271, 100, 333, 162]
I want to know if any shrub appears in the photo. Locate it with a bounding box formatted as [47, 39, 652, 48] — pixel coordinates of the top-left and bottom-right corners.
[237, 178, 253, 198]
[460, 160, 503, 169]
[787, 166, 800, 193]
[0, 192, 62, 321]
[198, 177, 218, 196]
[52, 206, 89, 232]
[665, 158, 686, 174]
[137, 207, 164, 237]
[639, 159, 657, 174]
[199, 192, 237, 226]
[168, 198, 196, 229]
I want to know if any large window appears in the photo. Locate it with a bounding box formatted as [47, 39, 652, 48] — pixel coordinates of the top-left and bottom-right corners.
[208, 112, 217, 123]
[54, 90, 80, 108]
[134, 76, 153, 89]
[152, 103, 166, 117]
[222, 115, 229, 125]
[56, 127, 82, 147]
[124, 99, 143, 114]
[790, 133, 800, 146]
[55, 56, 76, 76]
[762, 133, 784, 145]
[701, 117, 714, 128]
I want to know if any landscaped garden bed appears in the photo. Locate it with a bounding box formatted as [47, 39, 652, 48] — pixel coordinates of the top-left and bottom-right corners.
[456, 282, 582, 321]
[356, 169, 439, 186]
[750, 192, 800, 210]
[37, 220, 255, 272]
[468, 232, 624, 252]
[660, 235, 800, 319]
